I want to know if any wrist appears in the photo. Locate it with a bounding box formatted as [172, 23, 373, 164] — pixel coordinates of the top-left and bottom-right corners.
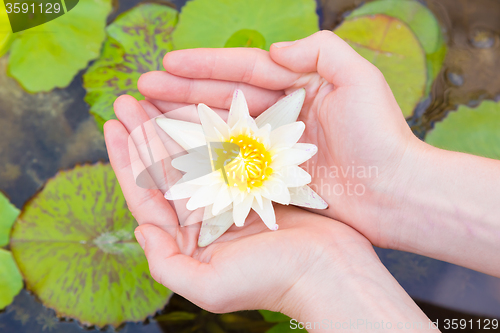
[383, 140, 500, 276]
[277, 224, 432, 332]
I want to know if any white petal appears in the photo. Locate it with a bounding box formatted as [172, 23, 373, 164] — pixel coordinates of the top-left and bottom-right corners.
[198, 104, 230, 141]
[230, 113, 259, 135]
[271, 146, 317, 168]
[186, 182, 222, 210]
[165, 181, 201, 200]
[289, 185, 328, 209]
[251, 198, 277, 230]
[198, 210, 234, 247]
[261, 178, 290, 205]
[255, 88, 306, 130]
[155, 117, 206, 150]
[292, 143, 318, 154]
[254, 192, 263, 210]
[233, 194, 254, 227]
[276, 165, 311, 187]
[253, 123, 272, 148]
[227, 89, 250, 128]
[171, 151, 209, 173]
[183, 170, 221, 186]
[270, 121, 305, 151]
[203, 202, 233, 221]
[212, 185, 233, 216]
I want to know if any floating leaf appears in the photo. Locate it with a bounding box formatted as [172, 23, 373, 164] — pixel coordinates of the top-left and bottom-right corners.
[83, 3, 177, 129]
[172, 0, 319, 50]
[7, 0, 112, 92]
[224, 29, 266, 48]
[259, 310, 304, 332]
[0, 191, 20, 247]
[346, 0, 447, 95]
[10, 163, 171, 327]
[259, 310, 290, 323]
[0, 2, 13, 57]
[425, 100, 500, 160]
[334, 15, 427, 117]
[0, 249, 23, 310]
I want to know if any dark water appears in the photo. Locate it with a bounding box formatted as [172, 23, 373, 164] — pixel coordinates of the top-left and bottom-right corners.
[1, 0, 500, 332]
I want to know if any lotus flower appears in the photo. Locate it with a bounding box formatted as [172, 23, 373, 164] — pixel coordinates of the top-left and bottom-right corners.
[156, 89, 327, 246]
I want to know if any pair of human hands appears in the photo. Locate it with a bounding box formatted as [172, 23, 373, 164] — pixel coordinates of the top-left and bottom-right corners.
[104, 31, 428, 319]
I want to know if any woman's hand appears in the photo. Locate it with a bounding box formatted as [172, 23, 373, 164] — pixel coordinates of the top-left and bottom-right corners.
[104, 97, 431, 328]
[137, 30, 423, 249]
[137, 30, 500, 277]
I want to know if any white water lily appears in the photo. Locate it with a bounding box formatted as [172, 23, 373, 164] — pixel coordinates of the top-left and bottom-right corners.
[156, 89, 327, 247]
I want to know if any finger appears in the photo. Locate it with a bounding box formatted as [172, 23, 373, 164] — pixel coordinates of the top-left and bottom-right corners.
[138, 100, 205, 227]
[144, 99, 229, 122]
[138, 71, 283, 115]
[114, 95, 175, 192]
[137, 224, 220, 305]
[163, 48, 301, 90]
[270, 30, 381, 86]
[103, 119, 178, 234]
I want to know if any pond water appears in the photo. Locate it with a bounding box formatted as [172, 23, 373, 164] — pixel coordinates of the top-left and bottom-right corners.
[0, 0, 499, 332]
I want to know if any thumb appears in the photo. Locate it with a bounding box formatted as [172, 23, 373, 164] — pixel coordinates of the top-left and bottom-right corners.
[135, 224, 218, 305]
[270, 30, 380, 86]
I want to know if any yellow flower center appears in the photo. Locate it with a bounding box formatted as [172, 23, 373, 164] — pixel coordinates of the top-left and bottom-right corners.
[214, 134, 273, 191]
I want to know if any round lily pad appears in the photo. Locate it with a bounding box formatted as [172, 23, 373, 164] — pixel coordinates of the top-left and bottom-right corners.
[172, 0, 319, 50]
[7, 0, 112, 92]
[346, 0, 447, 95]
[0, 191, 19, 247]
[425, 100, 500, 160]
[334, 15, 427, 117]
[83, 3, 177, 129]
[0, 249, 23, 310]
[10, 163, 171, 327]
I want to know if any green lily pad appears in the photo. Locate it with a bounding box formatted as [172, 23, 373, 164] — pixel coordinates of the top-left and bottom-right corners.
[0, 4, 13, 57]
[334, 15, 427, 117]
[346, 0, 447, 95]
[259, 310, 304, 332]
[83, 3, 177, 129]
[0, 249, 23, 310]
[425, 100, 500, 160]
[7, 0, 112, 92]
[224, 29, 266, 48]
[10, 163, 171, 327]
[0, 191, 20, 247]
[172, 0, 319, 50]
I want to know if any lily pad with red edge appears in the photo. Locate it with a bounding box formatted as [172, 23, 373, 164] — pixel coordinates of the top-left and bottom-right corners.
[0, 191, 19, 247]
[334, 15, 427, 118]
[0, 192, 22, 311]
[7, 0, 112, 92]
[425, 100, 500, 160]
[0, 249, 23, 310]
[345, 0, 447, 95]
[83, 3, 177, 130]
[172, 0, 319, 51]
[10, 163, 172, 327]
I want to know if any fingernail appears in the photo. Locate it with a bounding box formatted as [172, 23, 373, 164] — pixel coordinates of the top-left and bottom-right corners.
[273, 40, 297, 48]
[135, 229, 146, 250]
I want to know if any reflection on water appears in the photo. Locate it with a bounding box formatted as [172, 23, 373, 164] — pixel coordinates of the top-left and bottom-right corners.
[0, 0, 499, 331]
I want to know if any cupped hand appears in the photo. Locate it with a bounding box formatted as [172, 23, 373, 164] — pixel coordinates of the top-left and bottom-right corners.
[137, 30, 424, 248]
[103, 96, 379, 316]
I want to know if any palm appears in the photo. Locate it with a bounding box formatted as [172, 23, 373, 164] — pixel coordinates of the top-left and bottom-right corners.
[137, 40, 414, 245]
